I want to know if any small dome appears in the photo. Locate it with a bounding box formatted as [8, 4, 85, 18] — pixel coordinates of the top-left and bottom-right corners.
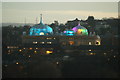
[72, 23, 88, 35]
[29, 14, 53, 36]
[63, 29, 75, 36]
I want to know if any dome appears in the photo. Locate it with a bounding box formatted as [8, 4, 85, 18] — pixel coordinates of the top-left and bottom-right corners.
[29, 14, 53, 36]
[63, 29, 75, 36]
[72, 23, 88, 35]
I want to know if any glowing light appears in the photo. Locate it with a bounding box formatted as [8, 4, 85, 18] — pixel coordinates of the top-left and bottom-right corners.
[69, 41, 74, 45]
[89, 53, 95, 55]
[41, 42, 45, 44]
[7, 46, 10, 49]
[29, 48, 32, 50]
[33, 42, 38, 44]
[19, 49, 22, 52]
[47, 42, 52, 44]
[47, 38, 52, 39]
[16, 62, 19, 65]
[36, 48, 38, 49]
[34, 51, 37, 53]
[29, 17, 53, 36]
[28, 55, 31, 58]
[56, 62, 59, 65]
[104, 53, 107, 55]
[113, 56, 116, 58]
[23, 48, 26, 49]
[89, 42, 92, 45]
[40, 32, 44, 35]
[96, 41, 101, 45]
[63, 30, 74, 36]
[46, 50, 53, 54]
[89, 49, 92, 51]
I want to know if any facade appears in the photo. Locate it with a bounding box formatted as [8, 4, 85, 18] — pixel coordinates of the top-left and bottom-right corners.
[22, 15, 101, 47]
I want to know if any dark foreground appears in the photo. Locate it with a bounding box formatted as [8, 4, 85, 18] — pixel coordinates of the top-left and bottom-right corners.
[2, 48, 120, 79]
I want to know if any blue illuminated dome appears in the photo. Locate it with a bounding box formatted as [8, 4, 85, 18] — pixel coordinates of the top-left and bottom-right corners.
[63, 29, 75, 36]
[29, 14, 53, 36]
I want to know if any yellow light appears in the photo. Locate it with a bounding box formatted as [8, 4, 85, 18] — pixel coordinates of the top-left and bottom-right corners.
[34, 51, 37, 53]
[19, 49, 22, 52]
[29, 48, 32, 50]
[28, 55, 31, 58]
[23, 48, 26, 49]
[47, 42, 52, 44]
[16, 62, 19, 65]
[113, 56, 116, 58]
[69, 41, 74, 45]
[46, 50, 53, 54]
[33, 42, 37, 44]
[89, 42, 92, 45]
[46, 38, 52, 39]
[41, 42, 44, 44]
[36, 48, 38, 49]
[89, 53, 95, 55]
[96, 41, 101, 45]
[40, 32, 44, 35]
[90, 53, 93, 55]
[89, 49, 92, 51]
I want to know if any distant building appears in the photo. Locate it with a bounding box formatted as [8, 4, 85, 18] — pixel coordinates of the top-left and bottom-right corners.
[29, 14, 53, 36]
[22, 15, 101, 48]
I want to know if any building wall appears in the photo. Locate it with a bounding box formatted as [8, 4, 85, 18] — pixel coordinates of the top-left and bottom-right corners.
[22, 35, 101, 46]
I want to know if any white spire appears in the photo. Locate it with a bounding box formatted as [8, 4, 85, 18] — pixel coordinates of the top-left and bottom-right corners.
[40, 14, 42, 24]
[78, 21, 81, 26]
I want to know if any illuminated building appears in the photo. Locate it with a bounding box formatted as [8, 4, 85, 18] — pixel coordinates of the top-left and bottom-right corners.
[21, 15, 101, 55]
[72, 23, 88, 35]
[29, 14, 53, 36]
[63, 30, 75, 36]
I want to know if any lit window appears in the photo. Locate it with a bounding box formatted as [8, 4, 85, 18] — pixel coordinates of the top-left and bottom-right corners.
[16, 62, 19, 65]
[41, 42, 44, 44]
[69, 41, 74, 45]
[46, 51, 53, 54]
[46, 38, 52, 39]
[29, 48, 32, 50]
[33, 42, 38, 44]
[7, 46, 10, 49]
[96, 41, 100, 45]
[113, 56, 116, 58]
[28, 55, 31, 58]
[89, 49, 92, 51]
[36, 48, 38, 49]
[89, 42, 92, 45]
[19, 49, 22, 52]
[104, 53, 106, 55]
[47, 42, 52, 44]
[89, 53, 95, 55]
[40, 32, 44, 35]
[34, 51, 37, 53]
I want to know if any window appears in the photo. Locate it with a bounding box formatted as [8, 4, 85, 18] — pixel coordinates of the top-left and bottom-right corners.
[69, 41, 74, 45]
[40, 32, 44, 35]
